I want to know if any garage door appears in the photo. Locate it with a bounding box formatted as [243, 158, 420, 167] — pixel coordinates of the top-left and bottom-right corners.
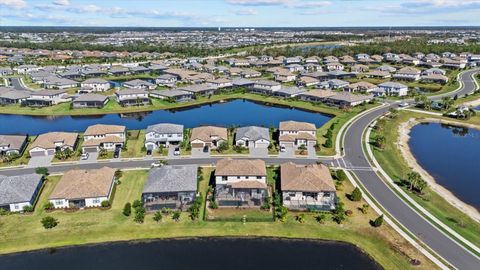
[191, 143, 204, 148]
[255, 141, 270, 148]
[83, 147, 98, 153]
[30, 150, 46, 157]
[47, 149, 56, 155]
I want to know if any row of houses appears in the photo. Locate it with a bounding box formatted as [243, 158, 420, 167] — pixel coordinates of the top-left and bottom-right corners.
[0, 159, 336, 213]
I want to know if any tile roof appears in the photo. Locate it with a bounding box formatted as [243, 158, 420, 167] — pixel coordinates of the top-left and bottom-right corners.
[215, 158, 266, 176]
[0, 173, 43, 205]
[84, 124, 125, 136]
[143, 165, 198, 193]
[280, 162, 335, 192]
[30, 132, 78, 150]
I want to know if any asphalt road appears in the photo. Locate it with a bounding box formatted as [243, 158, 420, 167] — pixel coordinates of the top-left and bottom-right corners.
[8, 77, 30, 91]
[342, 68, 480, 270]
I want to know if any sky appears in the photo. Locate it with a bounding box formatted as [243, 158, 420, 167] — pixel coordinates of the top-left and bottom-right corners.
[0, 0, 479, 27]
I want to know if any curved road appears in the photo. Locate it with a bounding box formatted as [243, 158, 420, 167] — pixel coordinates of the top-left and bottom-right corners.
[342, 68, 480, 270]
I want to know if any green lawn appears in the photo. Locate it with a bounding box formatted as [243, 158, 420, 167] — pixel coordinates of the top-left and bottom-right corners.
[0, 169, 437, 269]
[370, 110, 480, 247]
[121, 130, 146, 158]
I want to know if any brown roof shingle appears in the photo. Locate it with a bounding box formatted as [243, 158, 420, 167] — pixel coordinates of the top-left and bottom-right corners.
[281, 162, 335, 192]
[30, 132, 78, 150]
[215, 158, 266, 176]
[84, 124, 125, 136]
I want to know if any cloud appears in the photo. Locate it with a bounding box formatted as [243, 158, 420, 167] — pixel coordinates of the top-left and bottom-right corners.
[298, 9, 329, 15]
[234, 8, 258, 15]
[0, 0, 26, 9]
[53, 0, 70, 6]
[365, 0, 480, 15]
[67, 4, 102, 13]
[226, 0, 293, 6]
[293, 1, 331, 8]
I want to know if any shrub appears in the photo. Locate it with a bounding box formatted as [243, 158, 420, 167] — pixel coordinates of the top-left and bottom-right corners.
[336, 170, 347, 182]
[161, 207, 173, 215]
[35, 167, 49, 176]
[132, 199, 142, 209]
[275, 205, 288, 222]
[349, 187, 362, 201]
[41, 216, 58, 229]
[260, 197, 271, 211]
[22, 205, 34, 212]
[296, 213, 306, 223]
[153, 211, 162, 223]
[101, 200, 111, 208]
[43, 202, 54, 210]
[188, 196, 203, 221]
[114, 169, 123, 179]
[0, 208, 8, 216]
[123, 202, 132, 216]
[134, 206, 145, 224]
[209, 200, 218, 209]
[172, 210, 181, 222]
[360, 204, 369, 214]
[315, 213, 326, 224]
[371, 214, 384, 227]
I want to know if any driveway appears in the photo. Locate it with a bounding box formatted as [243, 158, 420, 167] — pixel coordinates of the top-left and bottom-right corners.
[249, 146, 268, 158]
[191, 147, 210, 158]
[168, 145, 181, 159]
[307, 144, 317, 159]
[278, 146, 294, 158]
[79, 152, 98, 164]
[27, 155, 54, 168]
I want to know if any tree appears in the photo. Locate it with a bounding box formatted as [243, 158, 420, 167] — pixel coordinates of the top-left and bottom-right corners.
[132, 199, 142, 209]
[336, 170, 348, 182]
[388, 108, 398, 119]
[41, 216, 58, 229]
[349, 187, 362, 201]
[216, 141, 229, 153]
[275, 205, 288, 222]
[153, 211, 163, 223]
[371, 214, 384, 227]
[134, 210, 145, 223]
[406, 171, 427, 192]
[375, 135, 386, 149]
[35, 167, 49, 176]
[441, 96, 454, 110]
[172, 210, 181, 222]
[123, 202, 131, 216]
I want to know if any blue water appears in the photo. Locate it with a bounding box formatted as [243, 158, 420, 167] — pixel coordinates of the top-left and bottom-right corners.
[0, 99, 332, 135]
[0, 238, 381, 270]
[474, 105, 480, 111]
[409, 123, 480, 209]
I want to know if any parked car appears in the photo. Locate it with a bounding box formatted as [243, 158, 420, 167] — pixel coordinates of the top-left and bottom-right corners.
[174, 147, 180, 156]
[280, 145, 286, 152]
[146, 149, 152, 155]
[113, 147, 121, 158]
[81, 153, 89, 160]
[398, 102, 409, 107]
[151, 161, 163, 168]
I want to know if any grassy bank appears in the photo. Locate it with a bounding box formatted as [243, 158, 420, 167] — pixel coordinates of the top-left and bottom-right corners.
[0, 169, 436, 269]
[369, 110, 480, 247]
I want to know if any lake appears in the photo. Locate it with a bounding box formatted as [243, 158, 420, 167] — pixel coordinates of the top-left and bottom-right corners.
[0, 99, 332, 135]
[409, 122, 480, 209]
[0, 238, 381, 270]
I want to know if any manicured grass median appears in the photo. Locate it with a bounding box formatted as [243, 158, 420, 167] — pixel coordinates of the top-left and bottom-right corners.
[0, 169, 436, 269]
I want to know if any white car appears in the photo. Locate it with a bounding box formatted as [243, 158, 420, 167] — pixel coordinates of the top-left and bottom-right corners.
[280, 145, 286, 152]
[151, 161, 163, 168]
[81, 153, 89, 160]
[398, 102, 409, 107]
[174, 147, 180, 156]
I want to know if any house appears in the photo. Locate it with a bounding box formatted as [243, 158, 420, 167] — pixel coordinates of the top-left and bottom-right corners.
[150, 89, 193, 102]
[29, 132, 79, 156]
[81, 78, 111, 92]
[297, 76, 320, 87]
[365, 70, 391, 79]
[375, 65, 397, 73]
[0, 173, 44, 212]
[123, 79, 156, 90]
[49, 167, 116, 209]
[422, 68, 446, 76]
[142, 165, 198, 211]
[72, 94, 109, 109]
[25, 89, 69, 107]
[326, 92, 373, 107]
[145, 123, 184, 150]
[82, 124, 126, 153]
[421, 74, 449, 84]
[279, 121, 317, 149]
[344, 81, 377, 93]
[274, 69, 296, 82]
[241, 69, 262, 78]
[232, 78, 255, 89]
[325, 62, 344, 71]
[285, 64, 304, 72]
[190, 126, 227, 150]
[0, 135, 28, 156]
[0, 89, 30, 105]
[0, 67, 13, 76]
[14, 64, 39, 74]
[214, 158, 268, 207]
[115, 88, 150, 106]
[393, 67, 421, 81]
[155, 74, 177, 87]
[207, 78, 233, 89]
[350, 64, 369, 73]
[320, 79, 349, 90]
[378, 82, 408, 96]
[235, 126, 270, 148]
[43, 77, 78, 89]
[251, 80, 281, 94]
[273, 86, 307, 98]
[280, 162, 336, 211]
[178, 84, 218, 96]
[298, 89, 336, 103]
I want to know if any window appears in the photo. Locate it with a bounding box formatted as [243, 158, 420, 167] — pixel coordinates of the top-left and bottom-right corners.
[222, 176, 227, 181]
[237, 176, 240, 179]
[256, 176, 262, 180]
[14, 204, 19, 210]
[55, 200, 63, 205]
[92, 198, 101, 204]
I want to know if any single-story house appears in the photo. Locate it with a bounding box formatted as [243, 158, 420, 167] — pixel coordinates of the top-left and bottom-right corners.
[0, 88, 30, 105]
[82, 124, 126, 153]
[145, 123, 184, 150]
[49, 167, 116, 208]
[178, 84, 218, 96]
[72, 94, 109, 109]
[326, 92, 373, 107]
[0, 173, 44, 212]
[123, 79, 156, 90]
[235, 126, 270, 148]
[142, 165, 198, 211]
[281, 162, 336, 211]
[0, 134, 28, 156]
[344, 81, 377, 93]
[214, 158, 268, 207]
[297, 76, 320, 87]
[378, 82, 408, 96]
[251, 80, 281, 94]
[80, 78, 111, 92]
[29, 132, 79, 156]
[190, 126, 227, 150]
[393, 67, 421, 81]
[115, 88, 150, 106]
[43, 77, 78, 89]
[149, 89, 193, 102]
[273, 86, 307, 98]
[421, 74, 449, 84]
[365, 70, 391, 79]
[155, 74, 177, 87]
[207, 78, 233, 89]
[279, 121, 317, 149]
[297, 89, 336, 103]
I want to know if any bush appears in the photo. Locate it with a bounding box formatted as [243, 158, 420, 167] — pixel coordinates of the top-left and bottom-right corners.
[188, 196, 203, 221]
[134, 206, 146, 224]
[161, 207, 173, 215]
[359, 204, 369, 214]
[22, 205, 34, 212]
[0, 208, 8, 216]
[114, 169, 123, 179]
[41, 216, 58, 229]
[209, 199, 218, 209]
[275, 205, 288, 222]
[43, 202, 54, 210]
[123, 203, 131, 216]
[132, 199, 142, 209]
[296, 213, 306, 223]
[315, 213, 326, 224]
[371, 214, 384, 227]
[153, 211, 162, 223]
[101, 200, 111, 208]
[35, 167, 49, 176]
[349, 187, 362, 201]
[336, 170, 347, 182]
[172, 210, 181, 222]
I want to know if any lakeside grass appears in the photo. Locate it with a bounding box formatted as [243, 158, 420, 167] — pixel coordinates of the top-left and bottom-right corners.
[369, 110, 480, 247]
[0, 169, 436, 269]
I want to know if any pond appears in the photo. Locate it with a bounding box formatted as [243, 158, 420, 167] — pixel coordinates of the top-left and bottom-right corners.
[0, 238, 381, 270]
[0, 99, 332, 135]
[409, 122, 480, 210]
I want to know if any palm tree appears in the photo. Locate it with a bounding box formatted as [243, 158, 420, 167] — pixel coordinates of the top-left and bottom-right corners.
[441, 97, 453, 110]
